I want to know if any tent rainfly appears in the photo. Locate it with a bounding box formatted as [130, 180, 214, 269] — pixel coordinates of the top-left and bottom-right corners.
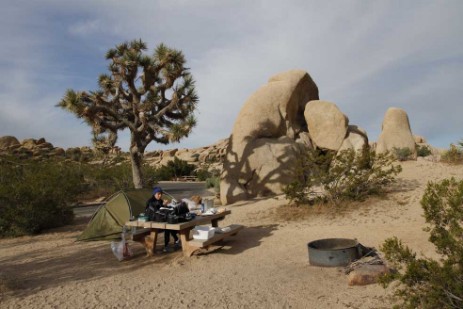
[77, 189, 151, 241]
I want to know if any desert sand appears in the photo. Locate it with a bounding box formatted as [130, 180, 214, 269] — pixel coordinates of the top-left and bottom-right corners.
[1, 159, 463, 309]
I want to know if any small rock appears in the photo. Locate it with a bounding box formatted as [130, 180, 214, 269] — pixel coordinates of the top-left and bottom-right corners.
[347, 264, 390, 286]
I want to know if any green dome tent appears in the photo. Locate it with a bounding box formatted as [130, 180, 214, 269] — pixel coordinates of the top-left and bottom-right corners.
[77, 189, 151, 241]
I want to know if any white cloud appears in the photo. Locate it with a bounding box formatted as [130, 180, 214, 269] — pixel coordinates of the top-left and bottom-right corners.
[1, 0, 462, 151]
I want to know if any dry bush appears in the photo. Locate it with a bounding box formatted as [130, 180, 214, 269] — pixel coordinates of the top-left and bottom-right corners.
[284, 147, 402, 206]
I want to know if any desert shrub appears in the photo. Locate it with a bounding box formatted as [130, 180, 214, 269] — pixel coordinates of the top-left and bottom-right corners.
[152, 165, 175, 181]
[416, 144, 432, 157]
[81, 162, 158, 198]
[65, 148, 94, 162]
[195, 166, 221, 181]
[0, 157, 84, 236]
[205, 176, 220, 193]
[170, 157, 196, 178]
[393, 147, 413, 161]
[441, 144, 463, 164]
[380, 178, 463, 309]
[141, 164, 158, 188]
[195, 167, 212, 181]
[284, 147, 402, 205]
[78, 162, 133, 197]
[151, 157, 196, 181]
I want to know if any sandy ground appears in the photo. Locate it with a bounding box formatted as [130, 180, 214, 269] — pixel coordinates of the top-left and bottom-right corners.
[1, 159, 463, 309]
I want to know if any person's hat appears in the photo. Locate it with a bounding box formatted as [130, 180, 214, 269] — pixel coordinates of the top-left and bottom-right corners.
[152, 187, 163, 195]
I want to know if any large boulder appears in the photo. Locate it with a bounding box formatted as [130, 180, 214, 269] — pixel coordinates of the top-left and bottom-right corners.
[21, 138, 37, 149]
[221, 70, 319, 205]
[376, 107, 416, 159]
[176, 149, 199, 163]
[338, 125, 369, 152]
[413, 135, 427, 144]
[159, 148, 178, 165]
[304, 100, 348, 151]
[0, 136, 20, 150]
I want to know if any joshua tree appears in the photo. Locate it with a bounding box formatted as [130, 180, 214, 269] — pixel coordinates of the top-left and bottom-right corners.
[58, 39, 198, 188]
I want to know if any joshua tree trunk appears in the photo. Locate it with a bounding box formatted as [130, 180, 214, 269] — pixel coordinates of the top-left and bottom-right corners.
[130, 137, 146, 189]
[130, 151, 144, 189]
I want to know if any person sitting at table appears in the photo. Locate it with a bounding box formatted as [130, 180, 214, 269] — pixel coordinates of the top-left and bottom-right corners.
[145, 186, 181, 252]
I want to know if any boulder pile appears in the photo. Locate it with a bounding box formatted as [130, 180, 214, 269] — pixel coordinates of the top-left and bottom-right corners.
[144, 138, 228, 171]
[220, 70, 370, 205]
[0, 136, 71, 160]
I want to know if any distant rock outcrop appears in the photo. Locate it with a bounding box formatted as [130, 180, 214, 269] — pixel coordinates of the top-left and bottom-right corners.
[376, 107, 417, 159]
[144, 138, 228, 170]
[0, 136, 20, 149]
[0, 136, 92, 161]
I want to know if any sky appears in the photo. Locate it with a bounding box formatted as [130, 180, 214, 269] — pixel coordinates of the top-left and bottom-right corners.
[1, 0, 462, 152]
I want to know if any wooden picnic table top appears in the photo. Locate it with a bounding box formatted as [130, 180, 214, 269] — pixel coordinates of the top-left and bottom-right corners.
[124, 210, 231, 230]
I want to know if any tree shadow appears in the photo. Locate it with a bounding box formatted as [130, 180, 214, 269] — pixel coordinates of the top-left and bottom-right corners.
[222, 119, 308, 204]
[221, 73, 318, 205]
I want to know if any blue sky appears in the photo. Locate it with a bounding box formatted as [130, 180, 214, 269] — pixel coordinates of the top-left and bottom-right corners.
[1, 0, 462, 151]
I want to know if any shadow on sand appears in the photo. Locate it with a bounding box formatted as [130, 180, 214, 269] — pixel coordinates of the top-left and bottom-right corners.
[0, 217, 278, 298]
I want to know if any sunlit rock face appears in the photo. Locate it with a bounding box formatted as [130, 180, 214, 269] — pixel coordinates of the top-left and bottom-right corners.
[376, 107, 417, 159]
[220, 70, 319, 205]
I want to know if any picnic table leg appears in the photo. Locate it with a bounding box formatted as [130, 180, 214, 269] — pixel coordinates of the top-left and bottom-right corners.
[211, 219, 219, 228]
[179, 227, 197, 257]
[144, 230, 158, 256]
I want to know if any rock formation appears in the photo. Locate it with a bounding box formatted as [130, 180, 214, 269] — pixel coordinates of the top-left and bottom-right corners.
[220, 69, 319, 205]
[304, 100, 349, 151]
[338, 125, 369, 152]
[0, 136, 20, 149]
[376, 107, 417, 159]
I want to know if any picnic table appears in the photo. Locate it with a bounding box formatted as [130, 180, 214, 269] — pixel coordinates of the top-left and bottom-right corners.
[125, 210, 243, 257]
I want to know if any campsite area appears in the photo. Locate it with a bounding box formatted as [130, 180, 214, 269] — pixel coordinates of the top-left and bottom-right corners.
[1, 159, 462, 308]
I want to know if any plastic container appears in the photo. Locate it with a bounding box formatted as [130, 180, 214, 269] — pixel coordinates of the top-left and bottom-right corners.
[192, 226, 216, 240]
[203, 198, 214, 211]
[138, 213, 148, 222]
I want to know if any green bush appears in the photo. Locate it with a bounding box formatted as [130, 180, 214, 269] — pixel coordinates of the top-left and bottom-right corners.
[79, 162, 134, 198]
[441, 144, 463, 164]
[205, 176, 220, 193]
[393, 147, 413, 161]
[150, 157, 196, 181]
[380, 178, 463, 309]
[284, 147, 402, 205]
[195, 167, 211, 181]
[195, 166, 220, 181]
[416, 144, 432, 157]
[80, 162, 159, 198]
[0, 157, 84, 236]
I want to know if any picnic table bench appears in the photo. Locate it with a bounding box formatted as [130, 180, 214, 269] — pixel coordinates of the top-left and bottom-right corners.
[125, 210, 243, 257]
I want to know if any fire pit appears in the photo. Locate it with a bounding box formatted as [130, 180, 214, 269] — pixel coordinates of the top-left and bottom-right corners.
[307, 238, 360, 267]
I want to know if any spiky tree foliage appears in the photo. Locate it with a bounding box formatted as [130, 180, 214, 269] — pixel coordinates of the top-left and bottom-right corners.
[380, 178, 463, 309]
[57, 39, 199, 188]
